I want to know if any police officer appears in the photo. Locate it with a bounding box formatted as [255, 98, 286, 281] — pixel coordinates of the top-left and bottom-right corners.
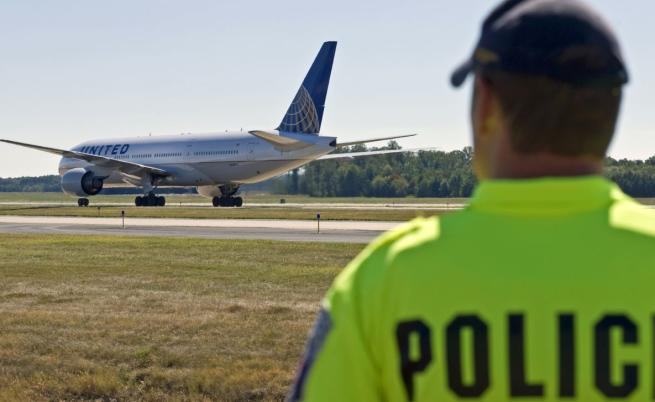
[289, 0, 654, 400]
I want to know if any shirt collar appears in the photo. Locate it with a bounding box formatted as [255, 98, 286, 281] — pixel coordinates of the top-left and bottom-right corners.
[468, 175, 627, 216]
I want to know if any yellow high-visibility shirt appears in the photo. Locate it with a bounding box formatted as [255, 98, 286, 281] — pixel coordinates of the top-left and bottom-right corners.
[289, 176, 655, 402]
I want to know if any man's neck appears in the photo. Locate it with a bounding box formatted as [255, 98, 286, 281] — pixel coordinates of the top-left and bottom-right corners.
[490, 150, 603, 179]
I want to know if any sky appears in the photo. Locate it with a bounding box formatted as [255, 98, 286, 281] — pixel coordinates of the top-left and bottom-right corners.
[0, 0, 653, 177]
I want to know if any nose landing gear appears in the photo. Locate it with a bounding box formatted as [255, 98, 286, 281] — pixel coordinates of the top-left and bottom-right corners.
[77, 198, 89, 207]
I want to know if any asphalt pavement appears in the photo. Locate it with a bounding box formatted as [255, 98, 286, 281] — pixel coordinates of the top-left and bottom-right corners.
[0, 216, 400, 243]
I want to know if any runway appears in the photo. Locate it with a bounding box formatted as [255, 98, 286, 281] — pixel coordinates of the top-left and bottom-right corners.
[0, 216, 400, 243]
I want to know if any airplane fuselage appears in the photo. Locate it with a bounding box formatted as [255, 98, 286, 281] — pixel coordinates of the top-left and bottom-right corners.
[58, 131, 336, 193]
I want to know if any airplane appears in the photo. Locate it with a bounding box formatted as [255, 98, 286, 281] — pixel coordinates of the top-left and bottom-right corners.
[1, 41, 426, 208]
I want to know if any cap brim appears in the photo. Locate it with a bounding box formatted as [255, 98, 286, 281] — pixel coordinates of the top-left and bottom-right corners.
[450, 58, 473, 88]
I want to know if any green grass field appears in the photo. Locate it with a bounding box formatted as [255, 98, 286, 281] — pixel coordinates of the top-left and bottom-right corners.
[0, 234, 363, 401]
[2, 192, 651, 222]
[1, 191, 654, 206]
[0, 204, 441, 222]
[0, 192, 462, 221]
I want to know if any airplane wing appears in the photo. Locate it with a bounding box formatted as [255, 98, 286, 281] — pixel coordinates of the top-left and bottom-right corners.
[317, 147, 436, 160]
[336, 134, 416, 147]
[0, 139, 170, 178]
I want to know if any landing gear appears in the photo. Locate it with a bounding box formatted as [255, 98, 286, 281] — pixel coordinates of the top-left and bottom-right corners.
[134, 193, 165, 207]
[209, 184, 243, 207]
[77, 198, 89, 207]
[212, 196, 243, 207]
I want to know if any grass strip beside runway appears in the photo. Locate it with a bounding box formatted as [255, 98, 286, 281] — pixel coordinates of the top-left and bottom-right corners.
[0, 234, 364, 401]
[0, 205, 440, 221]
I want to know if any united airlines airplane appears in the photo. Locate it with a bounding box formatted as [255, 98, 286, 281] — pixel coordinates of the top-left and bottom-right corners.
[1, 42, 422, 207]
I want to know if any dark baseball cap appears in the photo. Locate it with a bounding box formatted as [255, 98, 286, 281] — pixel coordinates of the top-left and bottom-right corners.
[450, 0, 629, 88]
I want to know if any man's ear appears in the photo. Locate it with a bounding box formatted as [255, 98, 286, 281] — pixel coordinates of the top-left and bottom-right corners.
[473, 75, 501, 140]
[471, 74, 503, 181]
[473, 75, 500, 137]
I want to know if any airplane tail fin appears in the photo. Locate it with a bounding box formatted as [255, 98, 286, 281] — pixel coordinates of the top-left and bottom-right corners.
[277, 41, 337, 135]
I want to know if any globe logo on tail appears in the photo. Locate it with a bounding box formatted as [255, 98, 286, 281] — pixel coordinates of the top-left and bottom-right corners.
[278, 86, 320, 134]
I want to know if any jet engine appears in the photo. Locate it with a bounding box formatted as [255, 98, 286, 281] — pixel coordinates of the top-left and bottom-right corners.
[60, 168, 104, 197]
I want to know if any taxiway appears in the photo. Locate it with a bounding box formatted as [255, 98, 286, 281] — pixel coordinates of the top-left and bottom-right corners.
[0, 216, 400, 243]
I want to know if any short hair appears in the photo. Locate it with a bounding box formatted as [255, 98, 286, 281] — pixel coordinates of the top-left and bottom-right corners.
[481, 70, 623, 158]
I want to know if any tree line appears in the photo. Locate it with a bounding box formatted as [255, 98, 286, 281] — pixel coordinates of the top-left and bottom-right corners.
[274, 143, 476, 197]
[3, 145, 655, 197]
[0, 175, 61, 192]
[275, 143, 655, 198]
